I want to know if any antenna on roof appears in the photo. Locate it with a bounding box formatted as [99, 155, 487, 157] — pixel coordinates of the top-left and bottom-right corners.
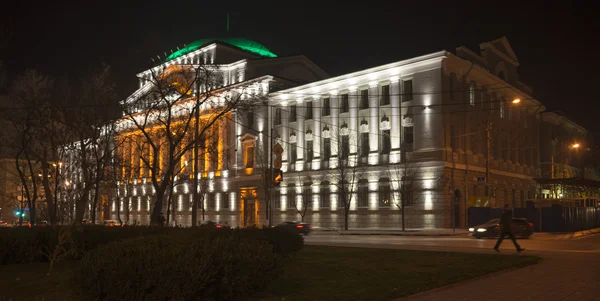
[170, 49, 174, 54]
[156, 55, 161, 60]
[176, 46, 180, 51]
[163, 52, 167, 57]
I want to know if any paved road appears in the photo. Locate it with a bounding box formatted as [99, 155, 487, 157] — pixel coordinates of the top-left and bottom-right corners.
[305, 233, 600, 301]
[305, 232, 600, 254]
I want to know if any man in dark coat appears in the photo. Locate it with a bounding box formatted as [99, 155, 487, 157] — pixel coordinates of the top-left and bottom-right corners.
[494, 204, 525, 252]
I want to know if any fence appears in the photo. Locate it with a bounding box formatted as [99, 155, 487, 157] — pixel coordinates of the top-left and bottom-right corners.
[468, 206, 600, 232]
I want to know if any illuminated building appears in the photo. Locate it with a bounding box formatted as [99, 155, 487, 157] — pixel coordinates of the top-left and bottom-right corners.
[106, 36, 569, 229]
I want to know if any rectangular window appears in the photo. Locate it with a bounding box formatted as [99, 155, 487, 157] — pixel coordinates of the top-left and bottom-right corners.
[380, 85, 390, 105]
[401, 185, 414, 206]
[341, 135, 350, 159]
[500, 100, 505, 118]
[290, 105, 297, 122]
[306, 102, 313, 120]
[275, 108, 282, 125]
[341, 94, 349, 113]
[290, 143, 297, 164]
[360, 89, 369, 109]
[402, 80, 413, 102]
[379, 181, 391, 207]
[469, 83, 475, 106]
[360, 132, 369, 157]
[247, 111, 254, 129]
[323, 138, 331, 160]
[306, 140, 313, 162]
[245, 145, 255, 168]
[322, 98, 330, 116]
[403, 126, 414, 151]
[207, 193, 215, 209]
[287, 185, 296, 209]
[320, 184, 330, 208]
[382, 129, 391, 154]
[358, 181, 368, 207]
[273, 189, 281, 209]
[222, 193, 230, 209]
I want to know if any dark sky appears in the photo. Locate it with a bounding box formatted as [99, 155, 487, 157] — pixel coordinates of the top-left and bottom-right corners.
[3, 0, 599, 132]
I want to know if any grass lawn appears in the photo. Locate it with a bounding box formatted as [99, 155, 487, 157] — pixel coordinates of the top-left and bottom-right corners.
[0, 246, 539, 301]
[257, 245, 540, 301]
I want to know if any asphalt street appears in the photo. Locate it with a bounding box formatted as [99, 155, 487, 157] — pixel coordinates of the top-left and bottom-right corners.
[305, 232, 600, 254]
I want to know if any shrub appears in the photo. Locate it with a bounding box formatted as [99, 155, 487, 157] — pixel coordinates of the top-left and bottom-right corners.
[73, 235, 282, 301]
[0, 225, 304, 265]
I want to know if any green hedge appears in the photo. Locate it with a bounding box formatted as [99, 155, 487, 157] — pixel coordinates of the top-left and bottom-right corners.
[73, 235, 283, 301]
[0, 225, 303, 265]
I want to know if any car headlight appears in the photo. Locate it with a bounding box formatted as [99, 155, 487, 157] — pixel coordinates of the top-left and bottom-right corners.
[477, 228, 487, 232]
[469, 228, 474, 232]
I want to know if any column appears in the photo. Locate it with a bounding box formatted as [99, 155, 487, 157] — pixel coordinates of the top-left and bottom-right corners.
[312, 96, 321, 168]
[348, 88, 358, 154]
[390, 77, 400, 150]
[297, 99, 305, 170]
[330, 92, 339, 157]
[369, 82, 379, 152]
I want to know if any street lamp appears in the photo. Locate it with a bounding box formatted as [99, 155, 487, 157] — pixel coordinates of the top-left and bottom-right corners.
[512, 98, 521, 104]
[571, 143, 580, 149]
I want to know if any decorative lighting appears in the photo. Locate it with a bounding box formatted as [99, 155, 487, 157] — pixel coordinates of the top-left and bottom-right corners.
[512, 98, 521, 104]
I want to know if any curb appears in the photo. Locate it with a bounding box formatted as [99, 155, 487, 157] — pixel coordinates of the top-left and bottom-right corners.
[338, 232, 469, 237]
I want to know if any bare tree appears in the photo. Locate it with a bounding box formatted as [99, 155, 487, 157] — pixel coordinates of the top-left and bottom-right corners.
[291, 175, 311, 222]
[5, 70, 55, 225]
[327, 126, 366, 230]
[387, 149, 428, 231]
[121, 62, 254, 226]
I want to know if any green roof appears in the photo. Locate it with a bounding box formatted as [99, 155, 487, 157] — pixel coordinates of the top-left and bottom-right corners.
[165, 38, 277, 62]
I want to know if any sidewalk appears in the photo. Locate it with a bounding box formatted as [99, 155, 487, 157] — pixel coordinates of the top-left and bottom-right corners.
[395, 251, 599, 301]
[532, 227, 600, 240]
[312, 228, 470, 236]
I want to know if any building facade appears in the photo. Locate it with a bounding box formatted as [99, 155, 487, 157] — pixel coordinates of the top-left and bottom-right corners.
[105, 36, 573, 229]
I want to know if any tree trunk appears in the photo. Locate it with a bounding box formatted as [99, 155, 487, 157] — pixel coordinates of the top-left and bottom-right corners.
[75, 192, 89, 224]
[150, 189, 164, 226]
[401, 202, 405, 231]
[40, 162, 57, 225]
[170, 185, 176, 226]
[91, 183, 101, 224]
[344, 208, 349, 230]
[115, 195, 121, 224]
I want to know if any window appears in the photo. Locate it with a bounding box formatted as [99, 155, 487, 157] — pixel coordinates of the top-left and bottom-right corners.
[306, 102, 313, 119]
[320, 182, 330, 208]
[247, 111, 254, 129]
[207, 193, 215, 209]
[360, 132, 369, 157]
[306, 140, 313, 162]
[379, 178, 391, 207]
[401, 184, 414, 206]
[322, 98, 330, 116]
[380, 85, 390, 105]
[402, 80, 413, 102]
[290, 143, 297, 164]
[358, 179, 369, 207]
[341, 135, 350, 159]
[500, 100, 505, 118]
[222, 193, 230, 209]
[323, 138, 331, 161]
[273, 189, 281, 209]
[287, 185, 296, 209]
[341, 94, 349, 113]
[290, 105, 297, 122]
[360, 89, 369, 109]
[275, 108, 282, 125]
[382, 129, 391, 154]
[403, 126, 414, 151]
[469, 83, 475, 106]
[245, 145, 255, 168]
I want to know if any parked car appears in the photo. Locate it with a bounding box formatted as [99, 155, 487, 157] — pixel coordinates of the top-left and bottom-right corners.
[276, 221, 312, 235]
[0, 220, 10, 227]
[102, 220, 122, 227]
[469, 218, 534, 239]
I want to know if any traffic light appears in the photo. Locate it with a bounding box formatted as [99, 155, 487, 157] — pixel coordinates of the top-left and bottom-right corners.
[273, 169, 283, 186]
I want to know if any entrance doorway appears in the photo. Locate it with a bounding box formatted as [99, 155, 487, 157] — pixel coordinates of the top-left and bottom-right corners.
[240, 188, 259, 227]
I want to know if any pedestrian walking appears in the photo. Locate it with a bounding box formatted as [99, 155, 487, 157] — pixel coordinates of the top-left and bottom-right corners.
[494, 204, 525, 252]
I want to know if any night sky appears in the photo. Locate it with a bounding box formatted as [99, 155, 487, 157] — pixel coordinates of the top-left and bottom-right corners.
[2, 1, 598, 133]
